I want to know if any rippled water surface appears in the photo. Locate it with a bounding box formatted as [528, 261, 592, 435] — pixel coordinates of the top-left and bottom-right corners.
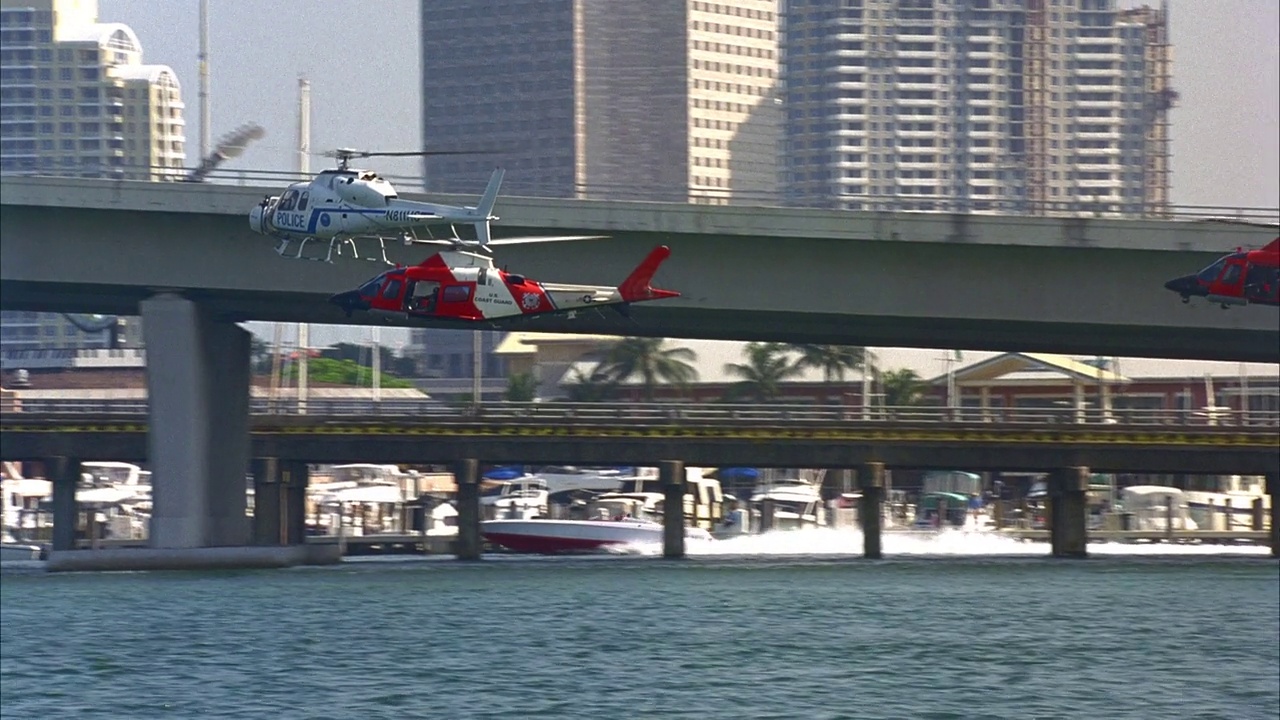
[2, 543, 1278, 719]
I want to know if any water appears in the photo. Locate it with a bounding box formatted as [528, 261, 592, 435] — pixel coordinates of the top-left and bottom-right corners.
[2, 533, 1277, 720]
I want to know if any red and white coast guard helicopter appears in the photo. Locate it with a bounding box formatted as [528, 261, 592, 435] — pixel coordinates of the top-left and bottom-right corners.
[1164, 229, 1280, 309]
[248, 148, 597, 264]
[329, 245, 680, 323]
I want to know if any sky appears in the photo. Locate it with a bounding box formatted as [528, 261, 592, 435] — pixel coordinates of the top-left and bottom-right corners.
[94, 0, 1280, 348]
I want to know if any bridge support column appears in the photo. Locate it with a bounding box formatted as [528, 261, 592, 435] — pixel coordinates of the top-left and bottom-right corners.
[49, 456, 80, 552]
[661, 460, 685, 559]
[1268, 473, 1279, 558]
[759, 498, 776, 533]
[281, 461, 309, 545]
[858, 462, 885, 560]
[454, 458, 481, 560]
[251, 459, 309, 545]
[142, 293, 251, 549]
[1049, 466, 1089, 558]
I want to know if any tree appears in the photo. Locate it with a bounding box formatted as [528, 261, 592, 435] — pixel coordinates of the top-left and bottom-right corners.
[881, 368, 927, 407]
[723, 342, 803, 403]
[250, 335, 273, 374]
[789, 344, 870, 402]
[505, 372, 537, 402]
[319, 342, 416, 378]
[563, 365, 617, 402]
[281, 357, 414, 388]
[599, 337, 699, 401]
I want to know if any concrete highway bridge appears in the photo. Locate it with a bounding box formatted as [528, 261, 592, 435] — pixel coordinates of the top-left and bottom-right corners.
[2, 175, 1277, 362]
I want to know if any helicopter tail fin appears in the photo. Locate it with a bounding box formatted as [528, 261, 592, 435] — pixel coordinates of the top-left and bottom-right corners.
[472, 168, 504, 220]
[619, 245, 680, 303]
[474, 219, 492, 249]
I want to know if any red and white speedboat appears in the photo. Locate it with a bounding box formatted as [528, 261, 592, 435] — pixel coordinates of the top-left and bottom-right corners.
[480, 517, 714, 554]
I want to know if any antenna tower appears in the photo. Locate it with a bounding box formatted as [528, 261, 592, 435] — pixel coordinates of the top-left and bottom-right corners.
[198, 0, 210, 160]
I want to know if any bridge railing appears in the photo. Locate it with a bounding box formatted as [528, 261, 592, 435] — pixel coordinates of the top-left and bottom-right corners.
[5, 399, 1279, 428]
[4, 168, 1278, 224]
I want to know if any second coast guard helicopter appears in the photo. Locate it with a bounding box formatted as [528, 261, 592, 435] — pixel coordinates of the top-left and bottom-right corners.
[248, 148, 598, 264]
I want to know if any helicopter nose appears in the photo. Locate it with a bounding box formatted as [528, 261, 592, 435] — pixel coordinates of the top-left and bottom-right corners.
[1164, 275, 1192, 294]
[328, 290, 370, 317]
[249, 205, 263, 233]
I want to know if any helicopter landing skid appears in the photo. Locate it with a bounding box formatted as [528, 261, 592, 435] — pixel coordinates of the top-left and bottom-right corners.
[273, 234, 393, 265]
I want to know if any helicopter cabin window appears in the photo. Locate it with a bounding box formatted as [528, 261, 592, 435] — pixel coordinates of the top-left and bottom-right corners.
[382, 278, 403, 300]
[407, 281, 441, 311]
[279, 189, 299, 212]
[1220, 263, 1243, 286]
[1245, 264, 1278, 289]
[297, 192, 309, 211]
[441, 285, 471, 303]
[478, 268, 489, 285]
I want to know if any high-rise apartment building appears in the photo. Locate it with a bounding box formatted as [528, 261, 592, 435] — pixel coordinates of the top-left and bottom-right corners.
[782, 0, 1173, 216]
[0, 0, 183, 352]
[420, 0, 781, 204]
[0, 0, 186, 179]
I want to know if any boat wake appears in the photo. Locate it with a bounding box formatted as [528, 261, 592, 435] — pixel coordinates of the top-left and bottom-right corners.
[606, 527, 1272, 557]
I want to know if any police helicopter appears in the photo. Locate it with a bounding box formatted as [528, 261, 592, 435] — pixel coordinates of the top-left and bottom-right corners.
[247, 148, 600, 264]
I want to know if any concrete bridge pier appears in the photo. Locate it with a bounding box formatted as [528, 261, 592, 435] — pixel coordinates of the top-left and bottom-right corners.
[661, 460, 686, 559]
[454, 458, 481, 560]
[47, 294, 342, 571]
[252, 458, 309, 545]
[142, 293, 251, 549]
[48, 456, 80, 552]
[1049, 466, 1089, 558]
[1268, 473, 1279, 558]
[858, 462, 885, 559]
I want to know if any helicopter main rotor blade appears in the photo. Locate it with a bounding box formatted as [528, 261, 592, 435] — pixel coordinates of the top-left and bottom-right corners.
[484, 235, 609, 246]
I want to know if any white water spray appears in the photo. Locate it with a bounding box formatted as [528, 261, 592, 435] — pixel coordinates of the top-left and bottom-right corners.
[609, 528, 1270, 557]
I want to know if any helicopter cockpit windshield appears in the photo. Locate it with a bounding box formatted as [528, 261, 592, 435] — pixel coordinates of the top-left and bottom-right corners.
[358, 274, 388, 298]
[1196, 257, 1229, 282]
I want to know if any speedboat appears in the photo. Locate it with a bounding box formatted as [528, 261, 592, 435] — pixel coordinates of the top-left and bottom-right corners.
[0, 531, 43, 562]
[480, 517, 713, 554]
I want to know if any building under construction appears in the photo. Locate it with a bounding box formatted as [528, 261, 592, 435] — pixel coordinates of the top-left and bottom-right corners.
[783, 0, 1175, 218]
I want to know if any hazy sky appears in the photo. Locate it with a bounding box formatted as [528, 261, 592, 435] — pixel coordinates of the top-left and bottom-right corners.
[99, 0, 1280, 209]
[94, 0, 1280, 348]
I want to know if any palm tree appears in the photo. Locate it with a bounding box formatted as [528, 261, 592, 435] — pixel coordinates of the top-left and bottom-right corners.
[881, 368, 927, 407]
[563, 365, 617, 402]
[599, 337, 699, 401]
[723, 342, 804, 403]
[789, 344, 870, 402]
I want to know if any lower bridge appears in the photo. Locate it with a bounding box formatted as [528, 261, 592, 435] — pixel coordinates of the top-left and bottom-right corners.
[4, 403, 1277, 474]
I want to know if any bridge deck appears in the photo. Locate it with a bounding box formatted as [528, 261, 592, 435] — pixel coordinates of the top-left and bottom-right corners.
[5, 404, 1276, 474]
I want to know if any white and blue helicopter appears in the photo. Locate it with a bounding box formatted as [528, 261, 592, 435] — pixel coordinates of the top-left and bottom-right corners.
[248, 148, 598, 264]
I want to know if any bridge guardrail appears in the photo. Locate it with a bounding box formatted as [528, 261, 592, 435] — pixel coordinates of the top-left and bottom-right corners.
[4, 169, 1278, 223]
[4, 400, 1279, 429]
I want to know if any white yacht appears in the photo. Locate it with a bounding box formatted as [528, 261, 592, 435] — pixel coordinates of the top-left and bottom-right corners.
[750, 477, 826, 530]
[481, 477, 549, 520]
[1119, 486, 1199, 531]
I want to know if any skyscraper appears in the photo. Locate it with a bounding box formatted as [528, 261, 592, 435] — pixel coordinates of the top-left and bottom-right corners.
[0, 0, 186, 179]
[781, 0, 1173, 217]
[0, 0, 183, 352]
[419, 0, 781, 204]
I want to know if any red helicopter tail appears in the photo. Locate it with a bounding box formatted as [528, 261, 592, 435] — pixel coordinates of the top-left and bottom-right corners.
[618, 245, 680, 302]
[1263, 237, 1280, 254]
